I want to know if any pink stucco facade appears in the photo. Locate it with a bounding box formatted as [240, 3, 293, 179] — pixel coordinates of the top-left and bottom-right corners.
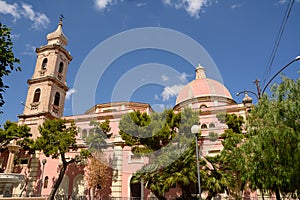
[0, 21, 256, 199]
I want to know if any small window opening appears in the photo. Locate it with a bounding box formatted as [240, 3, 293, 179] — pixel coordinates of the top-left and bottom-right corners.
[82, 129, 87, 138]
[33, 88, 41, 103]
[201, 124, 207, 129]
[58, 62, 64, 73]
[54, 92, 60, 106]
[41, 58, 48, 70]
[44, 176, 49, 188]
[209, 123, 215, 128]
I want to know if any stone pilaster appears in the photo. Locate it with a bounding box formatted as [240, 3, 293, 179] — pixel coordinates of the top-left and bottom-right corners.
[25, 153, 40, 196]
[111, 135, 124, 198]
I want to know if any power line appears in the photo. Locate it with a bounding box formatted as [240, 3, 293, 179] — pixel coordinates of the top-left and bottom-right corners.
[261, 0, 295, 88]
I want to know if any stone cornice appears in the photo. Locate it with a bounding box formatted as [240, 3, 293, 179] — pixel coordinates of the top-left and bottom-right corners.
[36, 44, 73, 61]
[27, 76, 69, 91]
[173, 95, 237, 111]
[18, 111, 58, 120]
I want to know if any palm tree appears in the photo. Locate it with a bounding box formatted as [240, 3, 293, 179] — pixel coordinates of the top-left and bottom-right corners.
[133, 141, 200, 199]
[201, 155, 231, 200]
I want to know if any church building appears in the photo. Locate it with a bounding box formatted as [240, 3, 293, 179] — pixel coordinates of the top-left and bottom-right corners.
[0, 20, 252, 199]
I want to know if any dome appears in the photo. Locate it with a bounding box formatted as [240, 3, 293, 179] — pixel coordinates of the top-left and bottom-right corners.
[175, 65, 233, 105]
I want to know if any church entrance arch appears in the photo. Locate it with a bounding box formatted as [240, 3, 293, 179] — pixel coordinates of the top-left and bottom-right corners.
[130, 177, 141, 199]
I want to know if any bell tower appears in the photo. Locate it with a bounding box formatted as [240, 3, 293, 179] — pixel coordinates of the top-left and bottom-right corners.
[18, 18, 72, 138]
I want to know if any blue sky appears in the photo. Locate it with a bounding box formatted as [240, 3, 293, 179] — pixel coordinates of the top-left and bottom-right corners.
[0, 0, 300, 125]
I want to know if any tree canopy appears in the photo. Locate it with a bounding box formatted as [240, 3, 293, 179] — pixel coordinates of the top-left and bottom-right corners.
[81, 119, 112, 198]
[83, 120, 112, 152]
[244, 76, 300, 199]
[0, 23, 21, 109]
[0, 121, 32, 151]
[199, 113, 246, 200]
[34, 119, 88, 200]
[119, 108, 200, 199]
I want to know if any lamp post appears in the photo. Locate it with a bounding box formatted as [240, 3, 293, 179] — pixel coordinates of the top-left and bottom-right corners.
[261, 55, 300, 96]
[40, 159, 47, 196]
[191, 125, 201, 200]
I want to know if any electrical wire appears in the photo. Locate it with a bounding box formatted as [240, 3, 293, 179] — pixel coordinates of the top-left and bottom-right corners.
[261, 0, 295, 88]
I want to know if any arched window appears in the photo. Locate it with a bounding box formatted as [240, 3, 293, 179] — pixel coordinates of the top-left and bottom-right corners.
[209, 123, 215, 128]
[43, 176, 49, 188]
[33, 88, 41, 102]
[82, 129, 87, 138]
[201, 124, 207, 129]
[200, 104, 207, 109]
[54, 92, 60, 106]
[58, 62, 64, 73]
[41, 58, 48, 70]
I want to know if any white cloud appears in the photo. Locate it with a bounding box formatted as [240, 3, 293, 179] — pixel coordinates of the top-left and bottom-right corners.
[152, 104, 166, 112]
[94, 0, 114, 11]
[276, 0, 300, 6]
[11, 34, 20, 40]
[0, 1, 20, 21]
[278, 0, 287, 4]
[21, 3, 50, 30]
[161, 84, 184, 101]
[0, 1, 49, 30]
[163, 0, 210, 18]
[21, 44, 36, 56]
[162, 74, 169, 81]
[231, 4, 241, 9]
[93, 0, 212, 17]
[154, 94, 160, 100]
[66, 88, 77, 100]
[162, 0, 172, 5]
[136, 2, 147, 7]
[178, 72, 192, 82]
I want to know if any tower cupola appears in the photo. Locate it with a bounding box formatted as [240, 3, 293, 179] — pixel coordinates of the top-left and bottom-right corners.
[46, 18, 68, 47]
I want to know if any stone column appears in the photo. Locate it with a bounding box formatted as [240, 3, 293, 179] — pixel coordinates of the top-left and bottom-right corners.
[5, 141, 21, 174]
[111, 134, 124, 198]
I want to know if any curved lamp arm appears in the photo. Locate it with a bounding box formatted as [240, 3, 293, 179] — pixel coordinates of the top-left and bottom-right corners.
[236, 90, 258, 100]
[261, 56, 300, 96]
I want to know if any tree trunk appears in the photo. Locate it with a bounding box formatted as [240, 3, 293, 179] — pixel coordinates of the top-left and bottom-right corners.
[261, 189, 265, 200]
[48, 157, 72, 200]
[181, 185, 193, 199]
[152, 191, 166, 200]
[48, 163, 68, 200]
[275, 189, 281, 200]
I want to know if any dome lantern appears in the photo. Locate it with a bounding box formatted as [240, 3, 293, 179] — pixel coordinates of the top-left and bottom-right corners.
[196, 64, 206, 79]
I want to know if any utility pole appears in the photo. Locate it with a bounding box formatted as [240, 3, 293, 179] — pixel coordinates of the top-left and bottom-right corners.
[253, 79, 261, 99]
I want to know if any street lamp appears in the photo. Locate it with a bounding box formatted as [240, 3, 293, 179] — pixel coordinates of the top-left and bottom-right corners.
[191, 125, 201, 200]
[261, 55, 300, 97]
[40, 159, 47, 196]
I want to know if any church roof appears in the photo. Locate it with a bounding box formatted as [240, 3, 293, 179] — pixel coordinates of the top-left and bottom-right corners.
[175, 65, 233, 105]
